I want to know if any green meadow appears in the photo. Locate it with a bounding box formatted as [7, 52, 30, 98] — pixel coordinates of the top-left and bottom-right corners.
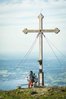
[0, 87, 66, 99]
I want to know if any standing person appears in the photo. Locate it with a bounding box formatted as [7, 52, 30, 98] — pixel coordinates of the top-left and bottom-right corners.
[28, 71, 34, 88]
[33, 73, 38, 87]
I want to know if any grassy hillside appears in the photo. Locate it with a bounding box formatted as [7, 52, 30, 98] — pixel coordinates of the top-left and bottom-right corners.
[0, 87, 66, 99]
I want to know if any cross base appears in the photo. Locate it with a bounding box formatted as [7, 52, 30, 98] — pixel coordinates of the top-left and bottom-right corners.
[38, 71, 44, 87]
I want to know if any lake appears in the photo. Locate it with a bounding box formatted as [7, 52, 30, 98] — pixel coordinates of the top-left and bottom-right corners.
[0, 57, 66, 90]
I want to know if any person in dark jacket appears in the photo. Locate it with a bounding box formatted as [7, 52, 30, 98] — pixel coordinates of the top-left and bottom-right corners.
[27, 71, 38, 88]
[27, 71, 34, 88]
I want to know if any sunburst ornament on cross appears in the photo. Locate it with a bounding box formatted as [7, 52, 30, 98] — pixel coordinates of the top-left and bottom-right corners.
[23, 13, 60, 87]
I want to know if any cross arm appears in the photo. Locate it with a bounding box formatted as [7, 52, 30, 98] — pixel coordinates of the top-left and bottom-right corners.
[23, 28, 39, 34]
[23, 28, 60, 34]
[43, 28, 60, 34]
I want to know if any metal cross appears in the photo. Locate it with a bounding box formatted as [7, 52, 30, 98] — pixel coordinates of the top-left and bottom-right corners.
[23, 13, 60, 87]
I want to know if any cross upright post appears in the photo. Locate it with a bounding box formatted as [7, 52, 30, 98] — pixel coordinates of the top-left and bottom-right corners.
[22, 13, 60, 87]
[38, 14, 44, 86]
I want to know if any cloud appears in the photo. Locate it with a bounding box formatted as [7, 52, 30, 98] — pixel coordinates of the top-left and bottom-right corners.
[0, 0, 66, 55]
[0, 0, 66, 5]
[0, 0, 23, 4]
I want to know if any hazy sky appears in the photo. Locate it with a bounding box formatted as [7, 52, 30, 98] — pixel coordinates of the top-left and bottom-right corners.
[0, 0, 66, 57]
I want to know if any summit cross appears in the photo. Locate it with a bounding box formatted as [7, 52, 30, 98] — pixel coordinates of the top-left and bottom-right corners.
[23, 13, 60, 87]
